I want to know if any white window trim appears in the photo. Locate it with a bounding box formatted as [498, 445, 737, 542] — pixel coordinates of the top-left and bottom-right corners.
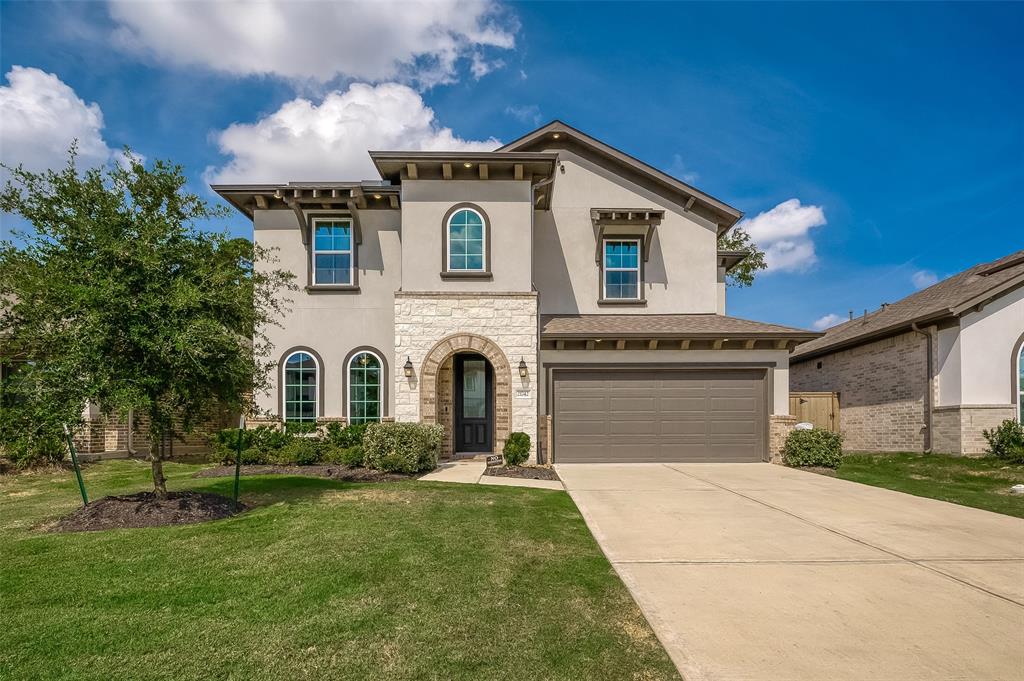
[602, 237, 642, 300]
[446, 207, 487, 272]
[312, 217, 354, 286]
[347, 350, 384, 423]
[282, 350, 319, 421]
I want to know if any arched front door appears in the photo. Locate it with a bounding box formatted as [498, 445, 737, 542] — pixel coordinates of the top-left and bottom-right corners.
[454, 353, 493, 453]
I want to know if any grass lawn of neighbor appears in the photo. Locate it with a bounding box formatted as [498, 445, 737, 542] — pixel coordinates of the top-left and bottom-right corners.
[0, 460, 680, 681]
[838, 452, 1024, 518]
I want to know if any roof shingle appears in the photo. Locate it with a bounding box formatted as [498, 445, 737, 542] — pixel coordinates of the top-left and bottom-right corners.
[540, 314, 819, 339]
[792, 250, 1024, 361]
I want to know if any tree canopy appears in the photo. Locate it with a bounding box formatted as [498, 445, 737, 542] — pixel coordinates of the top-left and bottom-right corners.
[717, 226, 767, 288]
[0, 149, 294, 492]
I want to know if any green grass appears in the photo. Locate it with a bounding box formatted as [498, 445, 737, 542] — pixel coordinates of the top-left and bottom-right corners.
[0, 460, 679, 681]
[837, 452, 1024, 518]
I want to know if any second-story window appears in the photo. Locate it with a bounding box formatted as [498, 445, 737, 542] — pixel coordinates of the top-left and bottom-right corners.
[603, 239, 641, 300]
[313, 219, 353, 285]
[447, 208, 486, 272]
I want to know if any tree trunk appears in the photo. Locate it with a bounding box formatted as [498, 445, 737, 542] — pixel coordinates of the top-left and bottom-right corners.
[150, 427, 168, 497]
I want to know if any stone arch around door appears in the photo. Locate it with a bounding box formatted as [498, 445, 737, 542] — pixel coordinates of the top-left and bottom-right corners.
[419, 333, 512, 458]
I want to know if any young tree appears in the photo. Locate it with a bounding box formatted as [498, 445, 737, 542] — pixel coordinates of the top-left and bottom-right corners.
[0, 149, 295, 495]
[717, 226, 767, 287]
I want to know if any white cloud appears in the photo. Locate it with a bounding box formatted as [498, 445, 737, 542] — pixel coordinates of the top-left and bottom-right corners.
[911, 270, 939, 289]
[737, 198, 826, 273]
[0, 66, 113, 173]
[667, 154, 699, 184]
[108, 0, 517, 87]
[207, 82, 500, 184]
[812, 313, 844, 331]
[504, 104, 542, 126]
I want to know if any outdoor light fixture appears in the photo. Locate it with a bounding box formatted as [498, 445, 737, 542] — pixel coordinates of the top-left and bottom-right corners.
[518, 358, 528, 378]
[463, 162, 473, 168]
[403, 356, 414, 378]
[373, 193, 382, 199]
[552, 133, 561, 139]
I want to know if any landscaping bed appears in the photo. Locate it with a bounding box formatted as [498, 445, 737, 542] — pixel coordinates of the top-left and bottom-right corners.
[51, 490, 243, 532]
[483, 465, 560, 481]
[195, 464, 413, 483]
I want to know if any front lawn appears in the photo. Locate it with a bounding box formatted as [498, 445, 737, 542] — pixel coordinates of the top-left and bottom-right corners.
[837, 452, 1024, 518]
[0, 460, 679, 680]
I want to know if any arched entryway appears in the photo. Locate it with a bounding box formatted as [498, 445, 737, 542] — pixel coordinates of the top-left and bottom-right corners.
[419, 333, 512, 458]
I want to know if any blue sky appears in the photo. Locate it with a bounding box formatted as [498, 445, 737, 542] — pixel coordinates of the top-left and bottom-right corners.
[1, 1, 1021, 330]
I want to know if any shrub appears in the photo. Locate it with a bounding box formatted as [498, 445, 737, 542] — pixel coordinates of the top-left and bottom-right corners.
[783, 428, 843, 469]
[3, 434, 67, 469]
[323, 445, 364, 467]
[503, 432, 531, 466]
[214, 424, 294, 464]
[326, 422, 369, 449]
[983, 419, 1024, 464]
[363, 422, 443, 474]
[271, 438, 323, 466]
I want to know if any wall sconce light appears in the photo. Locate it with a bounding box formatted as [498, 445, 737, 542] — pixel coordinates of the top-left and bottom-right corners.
[403, 356, 414, 378]
[518, 357, 528, 379]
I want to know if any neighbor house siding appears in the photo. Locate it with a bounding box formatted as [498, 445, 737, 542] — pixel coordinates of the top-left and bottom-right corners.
[791, 330, 929, 452]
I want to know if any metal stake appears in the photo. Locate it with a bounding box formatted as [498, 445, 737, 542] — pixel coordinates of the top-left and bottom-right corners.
[62, 424, 88, 506]
[233, 415, 246, 508]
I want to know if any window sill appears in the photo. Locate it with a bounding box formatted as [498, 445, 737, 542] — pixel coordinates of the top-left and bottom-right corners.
[440, 271, 493, 280]
[306, 285, 360, 293]
[597, 298, 647, 306]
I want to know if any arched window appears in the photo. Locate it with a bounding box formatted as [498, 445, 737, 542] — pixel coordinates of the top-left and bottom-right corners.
[348, 351, 383, 424]
[1018, 342, 1023, 422]
[446, 207, 486, 272]
[283, 351, 318, 422]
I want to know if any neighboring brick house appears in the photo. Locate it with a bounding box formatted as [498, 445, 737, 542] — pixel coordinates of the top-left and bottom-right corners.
[791, 250, 1024, 454]
[214, 120, 820, 464]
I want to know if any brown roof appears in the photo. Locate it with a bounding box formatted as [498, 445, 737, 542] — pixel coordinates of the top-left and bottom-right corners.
[792, 250, 1024, 362]
[540, 314, 820, 339]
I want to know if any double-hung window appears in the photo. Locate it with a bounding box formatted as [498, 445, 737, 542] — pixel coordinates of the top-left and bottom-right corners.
[447, 208, 486, 272]
[602, 239, 641, 300]
[283, 351, 318, 422]
[313, 219, 353, 285]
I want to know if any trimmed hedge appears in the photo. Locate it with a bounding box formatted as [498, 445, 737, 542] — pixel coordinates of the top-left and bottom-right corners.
[363, 422, 444, 474]
[503, 432, 531, 466]
[983, 419, 1024, 464]
[782, 428, 843, 469]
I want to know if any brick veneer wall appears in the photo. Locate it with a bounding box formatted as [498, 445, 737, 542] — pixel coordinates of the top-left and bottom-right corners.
[933, 405, 1015, 455]
[769, 415, 797, 463]
[791, 330, 929, 452]
[394, 292, 538, 460]
[75, 408, 235, 458]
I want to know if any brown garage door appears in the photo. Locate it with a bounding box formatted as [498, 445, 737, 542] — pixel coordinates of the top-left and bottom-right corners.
[553, 369, 767, 463]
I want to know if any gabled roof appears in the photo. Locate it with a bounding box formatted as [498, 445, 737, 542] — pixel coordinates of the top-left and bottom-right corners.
[792, 250, 1024, 362]
[499, 120, 743, 232]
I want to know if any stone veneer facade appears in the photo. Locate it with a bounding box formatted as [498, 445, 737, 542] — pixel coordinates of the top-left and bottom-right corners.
[394, 292, 538, 459]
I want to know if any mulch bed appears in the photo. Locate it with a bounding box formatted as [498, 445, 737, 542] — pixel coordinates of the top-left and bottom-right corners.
[194, 464, 413, 483]
[52, 491, 243, 533]
[797, 466, 838, 477]
[483, 465, 560, 481]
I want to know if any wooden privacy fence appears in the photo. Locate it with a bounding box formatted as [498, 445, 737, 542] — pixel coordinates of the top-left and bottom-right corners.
[789, 392, 840, 432]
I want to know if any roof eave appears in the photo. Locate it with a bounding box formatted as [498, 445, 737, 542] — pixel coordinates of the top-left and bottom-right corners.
[790, 310, 956, 362]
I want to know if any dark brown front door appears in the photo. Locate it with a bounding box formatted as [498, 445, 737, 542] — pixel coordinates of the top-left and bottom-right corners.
[455, 354, 493, 453]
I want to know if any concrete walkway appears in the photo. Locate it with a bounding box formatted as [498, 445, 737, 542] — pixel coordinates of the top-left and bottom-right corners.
[557, 462, 1024, 681]
[418, 460, 563, 490]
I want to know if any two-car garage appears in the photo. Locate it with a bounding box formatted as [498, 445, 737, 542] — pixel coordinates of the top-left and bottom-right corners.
[550, 368, 768, 463]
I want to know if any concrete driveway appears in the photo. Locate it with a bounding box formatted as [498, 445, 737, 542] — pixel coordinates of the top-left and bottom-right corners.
[557, 463, 1024, 681]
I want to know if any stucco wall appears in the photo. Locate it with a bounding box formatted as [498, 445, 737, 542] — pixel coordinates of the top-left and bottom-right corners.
[537, 349, 790, 415]
[956, 283, 1024, 405]
[399, 180, 534, 293]
[791, 330, 929, 452]
[253, 208, 401, 419]
[533, 148, 719, 315]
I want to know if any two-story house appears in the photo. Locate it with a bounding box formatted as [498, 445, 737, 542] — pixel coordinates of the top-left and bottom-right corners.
[213, 121, 819, 463]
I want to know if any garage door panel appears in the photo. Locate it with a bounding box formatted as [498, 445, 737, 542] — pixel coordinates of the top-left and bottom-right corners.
[553, 369, 765, 463]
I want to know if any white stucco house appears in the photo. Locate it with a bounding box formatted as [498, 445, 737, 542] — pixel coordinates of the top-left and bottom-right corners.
[213, 120, 821, 463]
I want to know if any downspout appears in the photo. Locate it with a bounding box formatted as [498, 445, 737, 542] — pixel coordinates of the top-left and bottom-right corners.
[531, 171, 556, 464]
[911, 323, 934, 452]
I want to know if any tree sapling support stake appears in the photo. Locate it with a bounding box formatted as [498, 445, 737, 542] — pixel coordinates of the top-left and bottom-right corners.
[233, 415, 246, 508]
[62, 424, 89, 506]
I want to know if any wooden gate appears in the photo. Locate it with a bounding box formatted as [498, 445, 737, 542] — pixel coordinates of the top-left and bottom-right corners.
[789, 392, 840, 432]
